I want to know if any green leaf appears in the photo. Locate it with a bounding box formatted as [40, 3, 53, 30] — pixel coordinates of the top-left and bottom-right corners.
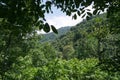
[36, 21, 40, 26]
[87, 12, 92, 16]
[38, 21, 44, 30]
[73, 14, 77, 20]
[72, 9, 77, 12]
[39, 25, 43, 30]
[93, 9, 98, 15]
[51, 25, 58, 34]
[66, 10, 71, 16]
[46, 1, 52, 5]
[43, 23, 50, 33]
[40, 5, 45, 9]
[97, 11, 101, 15]
[75, 0, 80, 8]
[86, 9, 91, 11]
[82, 14, 86, 18]
[77, 11, 81, 16]
[86, 16, 90, 20]
[81, 10, 85, 14]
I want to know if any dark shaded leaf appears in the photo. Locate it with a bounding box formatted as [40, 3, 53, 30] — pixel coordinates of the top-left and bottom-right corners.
[86, 16, 90, 20]
[81, 10, 85, 14]
[43, 23, 50, 32]
[77, 11, 81, 16]
[39, 25, 43, 30]
[46, 1, 52, 5]
[51, 25, 58, 34]
[72, 9, 77, 12]
[73, 14, 77, 20]
[86, 9, 91, 11]
[75, 0, 80, 8]
[40, 5, 45, 9]
[87, 12, 92, 16]
[93, 9, 98, 15]
[97, 11, 101, 15]
[82, 14, 86, 18]
[36, 22, 40, 26]
[39, 21, 44, 30]
[66, 10, 71, 16]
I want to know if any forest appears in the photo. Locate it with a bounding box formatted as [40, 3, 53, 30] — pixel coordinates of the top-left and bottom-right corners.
[0, 0, 120, 80]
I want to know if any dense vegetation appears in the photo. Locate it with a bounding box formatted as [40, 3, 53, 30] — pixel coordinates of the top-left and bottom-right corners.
[41, 26, 70, 42]
[0, 0, 120, 80]
[1, 13, 120, 79]
[52, 14, 119, 60]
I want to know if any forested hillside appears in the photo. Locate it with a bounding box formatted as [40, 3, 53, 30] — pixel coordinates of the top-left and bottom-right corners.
[40, 26, 71, 42]
[0, 0, 120, 79]
[52, 13, 120, 70]
[1, 13, 120, 80]
[52, 14, 106, 58]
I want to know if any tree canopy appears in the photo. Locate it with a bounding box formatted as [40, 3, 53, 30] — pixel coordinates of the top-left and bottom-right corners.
[0, 0, 120, 79]
[0, 0, 119, 35]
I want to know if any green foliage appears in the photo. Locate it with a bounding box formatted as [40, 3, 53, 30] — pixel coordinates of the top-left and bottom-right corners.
[62, 45, 75, 59]
[51, 25, 58, 34]
[34, 58, 120, 80]
[0, 33, 58, 79]
[52, 14, 108, 59]
[0, 0, 119, 35]
[1, 57, 120, 80]
[1, 12, 119, 79]
[41, 27, 70, 42]
[51, 13, 120, 72]
[4, 56, 38, 80]
[0, 0, 120, 79]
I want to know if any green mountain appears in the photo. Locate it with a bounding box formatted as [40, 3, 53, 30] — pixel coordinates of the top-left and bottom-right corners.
[40, 13, 119, 61]
[40, 26, 71, 42]
[52, 14, 119, 60]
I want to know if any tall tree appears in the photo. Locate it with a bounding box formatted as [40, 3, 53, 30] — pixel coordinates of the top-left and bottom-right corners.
[0, 0, 120, 77]
[0, 0, 119, 34]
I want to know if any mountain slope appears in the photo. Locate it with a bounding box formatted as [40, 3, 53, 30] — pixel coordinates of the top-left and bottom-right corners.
[52, 14, 110, 59]
[40, 26, 71, 42]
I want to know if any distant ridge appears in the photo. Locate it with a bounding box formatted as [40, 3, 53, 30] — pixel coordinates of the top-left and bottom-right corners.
[40, 26, 71, 42]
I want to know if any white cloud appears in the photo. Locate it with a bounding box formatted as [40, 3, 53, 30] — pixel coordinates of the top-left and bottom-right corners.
[46, 15, 83, 29]
[37, 15, 83, 34]
[45, 4, 94, 29]
[38, 4, 94, 33]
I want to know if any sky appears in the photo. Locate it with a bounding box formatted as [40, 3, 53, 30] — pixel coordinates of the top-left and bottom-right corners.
[39, 3, 94, 33]
[45, 7, 83, 29]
